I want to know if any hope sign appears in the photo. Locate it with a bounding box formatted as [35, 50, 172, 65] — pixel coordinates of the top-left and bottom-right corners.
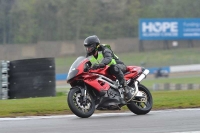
[142, 22, 178, 33]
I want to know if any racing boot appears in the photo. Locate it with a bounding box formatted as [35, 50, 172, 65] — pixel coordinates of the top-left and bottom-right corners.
[121, 81, 134, 102]
[124, 86, 135, 102]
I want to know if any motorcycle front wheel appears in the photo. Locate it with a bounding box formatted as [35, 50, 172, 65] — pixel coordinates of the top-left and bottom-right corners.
[127, 84, 153, 115]
[67, 87, 95, 118]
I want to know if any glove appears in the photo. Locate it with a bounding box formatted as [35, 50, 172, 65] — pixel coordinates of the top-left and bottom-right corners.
[92, 63, 105, 70]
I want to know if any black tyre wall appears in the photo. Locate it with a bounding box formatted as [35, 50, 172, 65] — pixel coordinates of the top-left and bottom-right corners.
[8, 58, 56, 99]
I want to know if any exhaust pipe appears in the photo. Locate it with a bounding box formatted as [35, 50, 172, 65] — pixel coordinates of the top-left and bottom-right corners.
[136, 69, 149, 82]
[133, 69, 150, 97]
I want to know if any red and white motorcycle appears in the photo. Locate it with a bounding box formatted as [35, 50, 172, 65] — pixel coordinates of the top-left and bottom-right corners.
[67, 56, 153, 118]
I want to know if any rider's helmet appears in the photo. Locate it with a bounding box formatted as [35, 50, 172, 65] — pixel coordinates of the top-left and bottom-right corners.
[83, 35, 100, 54]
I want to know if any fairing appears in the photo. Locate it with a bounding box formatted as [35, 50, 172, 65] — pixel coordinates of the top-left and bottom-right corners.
[125, 66, 143, 80]
[67, 56, 145, 94]
[67, 56, 89, 82]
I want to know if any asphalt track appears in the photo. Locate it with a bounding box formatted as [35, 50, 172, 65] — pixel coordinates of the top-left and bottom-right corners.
[1, 108, 200, 133]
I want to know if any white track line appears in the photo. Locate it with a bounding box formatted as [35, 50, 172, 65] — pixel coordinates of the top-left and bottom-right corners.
[171, 131, 200, 133]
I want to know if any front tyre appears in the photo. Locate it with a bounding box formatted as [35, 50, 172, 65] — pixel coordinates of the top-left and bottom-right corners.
[67, 87, 95, 118]
[127, 84, 153, 115]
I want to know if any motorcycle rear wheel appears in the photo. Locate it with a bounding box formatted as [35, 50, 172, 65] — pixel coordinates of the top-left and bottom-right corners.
[67, 87, 95, 118]
[127, 84, 153, 115]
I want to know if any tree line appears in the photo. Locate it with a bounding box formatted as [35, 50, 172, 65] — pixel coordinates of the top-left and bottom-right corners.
[0, 0, 200, 44]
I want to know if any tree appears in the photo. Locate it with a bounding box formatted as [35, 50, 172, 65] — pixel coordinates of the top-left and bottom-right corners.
[0, 0, 14, 44]
[1, 0, 200, 44]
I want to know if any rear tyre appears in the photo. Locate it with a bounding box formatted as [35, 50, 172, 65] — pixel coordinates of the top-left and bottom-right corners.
[67, 87, 95, 118]
[127, 84, 153, 115]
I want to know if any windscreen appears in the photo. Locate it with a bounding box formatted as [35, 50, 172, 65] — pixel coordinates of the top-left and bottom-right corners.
[67, 56, 88, 81]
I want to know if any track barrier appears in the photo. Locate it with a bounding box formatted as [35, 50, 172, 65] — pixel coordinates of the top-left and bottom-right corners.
[8, 58, 56, 99]
[152, 83, 200, 91]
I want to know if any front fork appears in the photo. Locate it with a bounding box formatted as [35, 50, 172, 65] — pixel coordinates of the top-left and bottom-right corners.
[80, 83, 87, 103]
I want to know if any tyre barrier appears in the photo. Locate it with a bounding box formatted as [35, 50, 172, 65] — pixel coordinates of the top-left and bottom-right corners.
[8, 58, 56, 99]
[0, 60, 10, 99]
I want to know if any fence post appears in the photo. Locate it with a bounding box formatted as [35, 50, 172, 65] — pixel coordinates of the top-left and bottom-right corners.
[153, 84, 159, 91]
[164, 83, 170, 90]
[175, 84, 181, 90]
[187, 84, 193, 90]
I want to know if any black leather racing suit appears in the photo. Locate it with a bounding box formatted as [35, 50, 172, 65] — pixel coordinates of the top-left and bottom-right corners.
[87, 45, 127, 87]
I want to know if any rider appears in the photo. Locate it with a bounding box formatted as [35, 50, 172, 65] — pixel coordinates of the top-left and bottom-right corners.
[83, 35, 134, 102]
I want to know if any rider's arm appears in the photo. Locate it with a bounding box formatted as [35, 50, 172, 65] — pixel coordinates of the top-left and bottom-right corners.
[101, 48, 113, 65]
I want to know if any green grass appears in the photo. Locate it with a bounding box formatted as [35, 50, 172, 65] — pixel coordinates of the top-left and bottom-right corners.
[0, 96, 70, 117]
[152, 90, 200, 109]
[1, 89, 200, 117]
[56, 47, 200, 73]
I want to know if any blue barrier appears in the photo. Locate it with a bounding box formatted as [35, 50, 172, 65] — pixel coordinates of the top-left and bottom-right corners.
[56, 74, 68, 80]
[147, 66, 170, 74]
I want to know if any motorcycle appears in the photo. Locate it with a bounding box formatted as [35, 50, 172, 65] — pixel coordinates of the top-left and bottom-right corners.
[66, 56, 153, 118]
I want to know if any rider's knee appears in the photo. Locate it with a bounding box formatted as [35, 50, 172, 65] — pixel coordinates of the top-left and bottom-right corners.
[109, 65, 120, 75]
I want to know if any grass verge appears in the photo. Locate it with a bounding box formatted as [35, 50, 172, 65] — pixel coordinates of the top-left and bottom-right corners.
[0, 89, 200, 117]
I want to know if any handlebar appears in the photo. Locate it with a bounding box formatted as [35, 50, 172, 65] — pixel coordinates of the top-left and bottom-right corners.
[84, 64, 107, 73]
